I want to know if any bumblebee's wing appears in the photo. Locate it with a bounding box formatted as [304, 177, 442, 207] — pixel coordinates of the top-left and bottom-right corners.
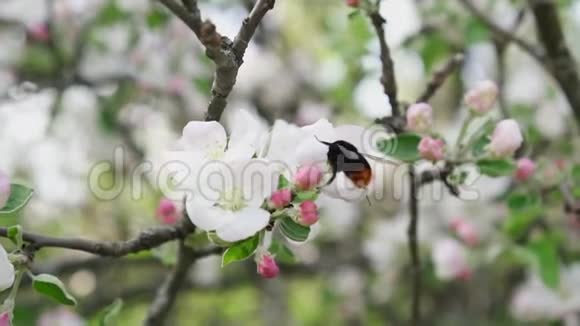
[360, 153, 401, 166]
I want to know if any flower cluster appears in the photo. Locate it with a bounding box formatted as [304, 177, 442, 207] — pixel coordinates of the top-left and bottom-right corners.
[163, 110, 379, 278]
[402, 80, 524, 168]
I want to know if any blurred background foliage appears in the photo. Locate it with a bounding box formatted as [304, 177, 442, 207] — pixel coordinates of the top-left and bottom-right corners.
[1, 0, 580, 324]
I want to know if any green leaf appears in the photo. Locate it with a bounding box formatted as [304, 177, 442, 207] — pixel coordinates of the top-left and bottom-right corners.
[0, 184, 34, 214]
[269, 240, 296, 264]
[471, 134, 491, 157]
[376, 133, 422, 162]
[502, 193, 543, 239]
[96, 0, 130, 26]
[32, 274, 77, 306]
[92, 299, 123, 326]
[419, 34, 451, 71]
[6, 225, 23, 247]
[98, 81, 136, 132]
[278, 174, 290, 189]
[221, 234, 260, 267]
[292, 190, 318, 203]
[146, 8, 170, 29]
[18, 45, 57, 76]
[476, 159, 516, 177]
[279, 217, 310, 242]
[507, 192, 541, 212]
[571, 164, 580, 184]
[527, 236, 560, 289]
[465, 19, 490, 45]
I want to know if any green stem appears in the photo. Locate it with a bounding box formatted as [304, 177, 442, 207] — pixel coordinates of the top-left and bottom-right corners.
[454, 113, 475, 159]
[1, 269, 24, 312]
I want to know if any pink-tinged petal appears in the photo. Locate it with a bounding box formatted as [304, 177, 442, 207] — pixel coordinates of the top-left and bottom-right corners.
[432, 238, 472, 281]
[418, 137, 445, 162]
[294, 164, 323, 190]
[515, 158, 535, 182]
[464, 80, 498, 114]
[269, 189, 292, 209]
[488, 119, 523, 158]
[0, 312, 10, 326]
[406, 103, 433, 132]
[298, 201, 319, 226]
[257, 253, 280, 278]
[346, 0, 360, 7]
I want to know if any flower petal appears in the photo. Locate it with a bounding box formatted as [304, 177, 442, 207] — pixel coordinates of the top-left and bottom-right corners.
[216, 207, 270, 242]
[238, 159, 278, 207]
[0, 245, 14, 292]
[227, 109, 267, 154]
[186, 198, 234, 232]
[322, 172, 367, 202]
[262, 120, 304, 164]
[179, 121, 226, 155]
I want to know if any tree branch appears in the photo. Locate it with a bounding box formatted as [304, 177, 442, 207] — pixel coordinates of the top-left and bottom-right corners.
[0, 218, 195, 257]
[233, 0, 276, 58]
[158, 0, 276, 121]
[457, 0, 544, 63]
[528, 0, 580, 125]
[416, 53, 464, 103]
[368, 10, 399, 117]
[144, 241, 222, 325]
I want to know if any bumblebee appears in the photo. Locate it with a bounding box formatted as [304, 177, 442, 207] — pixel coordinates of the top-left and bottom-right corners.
[317, 138, 372, 189]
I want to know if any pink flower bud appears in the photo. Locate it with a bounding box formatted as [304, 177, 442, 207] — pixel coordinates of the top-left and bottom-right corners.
[406, 102, 433, 133]
[488, 119, 523, 158]
[257, 253, 280, 279]
[298, 200, 319, 226]
[269, 189, 292, 209]
[464, 80, 498, 114]
[0, 171, 11, 210]
[28, 23, 50, 42]
[450, 218, 479, 247]
[514, 158, 535, 182]
[0, 312, 10, 326]
[432, 238, 472, 281]
[294, 164, 322, 190]
[346, 0, 360, 7]
[156, 198, 180, 225]
[418, 136, 445, 162]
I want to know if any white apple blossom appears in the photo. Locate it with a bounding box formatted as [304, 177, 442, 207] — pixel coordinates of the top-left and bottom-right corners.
[511, 264, 580, 322]
[432, 238, 472, 281]
[185, 160, 276, 242]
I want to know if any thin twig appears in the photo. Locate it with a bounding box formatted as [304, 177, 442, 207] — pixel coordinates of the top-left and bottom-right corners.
[232, 0, 276, 58]
[457, 0, 544, 63]
[157, 0, 275, 121]
[528, 0, 580, 125]
[408, 165, 421, 326]
[416, 53, 464, 103]
[368, 10, 399, 116]
[144, 240, 222, 326]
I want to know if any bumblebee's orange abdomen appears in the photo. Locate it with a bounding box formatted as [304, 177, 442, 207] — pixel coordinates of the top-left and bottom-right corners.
[346, 168, 372, 188]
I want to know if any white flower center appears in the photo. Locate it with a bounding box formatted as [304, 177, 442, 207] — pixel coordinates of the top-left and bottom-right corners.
[207, 142, 226, 160]
[218, 187, 246, 211]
